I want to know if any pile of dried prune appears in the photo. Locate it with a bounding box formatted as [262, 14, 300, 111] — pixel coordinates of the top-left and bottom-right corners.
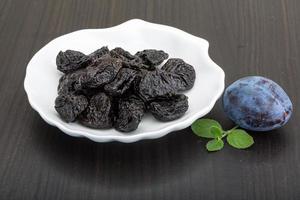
[54, 47, 196, 132]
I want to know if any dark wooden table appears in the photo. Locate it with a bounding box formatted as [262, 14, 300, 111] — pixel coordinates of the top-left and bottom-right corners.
[0, 0, 299, 199]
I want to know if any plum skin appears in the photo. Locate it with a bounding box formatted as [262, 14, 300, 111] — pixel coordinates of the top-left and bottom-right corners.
[223, 76, 293, 131]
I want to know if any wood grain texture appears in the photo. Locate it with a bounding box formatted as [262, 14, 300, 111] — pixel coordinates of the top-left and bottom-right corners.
[0, 0, 299, 199]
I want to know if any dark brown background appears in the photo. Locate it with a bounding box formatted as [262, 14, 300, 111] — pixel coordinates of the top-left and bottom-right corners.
[0, 0, 299, 199]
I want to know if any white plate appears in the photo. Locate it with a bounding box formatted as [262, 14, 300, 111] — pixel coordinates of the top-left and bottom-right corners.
[24, 19, 225, 143]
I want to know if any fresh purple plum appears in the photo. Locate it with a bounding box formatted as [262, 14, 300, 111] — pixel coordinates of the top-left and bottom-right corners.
[223, 76, 292, 131]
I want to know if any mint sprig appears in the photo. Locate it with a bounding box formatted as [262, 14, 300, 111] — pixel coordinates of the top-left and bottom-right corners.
[191, 119, 254, 152]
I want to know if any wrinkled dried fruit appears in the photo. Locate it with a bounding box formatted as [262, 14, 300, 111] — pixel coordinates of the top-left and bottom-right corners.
[104, 68, 141, 96]
[57, 69, 86, 95]
[79, 93, 113, 128]
[149, 94, 188, 121]
[56, 50, 90, 73]
[161, 58, 196, 91]
[110, 47, 150, 70]
[55, 46, 195, 131]
[114, 95, 145, 132]
[136, 69, 179, 101]
[110, 47, 136, 61]
[135, 49, 168, 68]
[55, 93, 88, 122]
[88, 46, 110, 63]
[77, 57, 122, 89]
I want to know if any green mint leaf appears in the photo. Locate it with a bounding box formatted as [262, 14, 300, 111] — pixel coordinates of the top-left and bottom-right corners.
[227, 129, 254, 149]
[206, 139, 224, 151]
[210, 126, 223, 138]
[191, 119, 222, 138]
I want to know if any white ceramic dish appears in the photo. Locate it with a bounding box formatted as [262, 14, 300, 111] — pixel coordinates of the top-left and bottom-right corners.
[24, 19, 225, 143]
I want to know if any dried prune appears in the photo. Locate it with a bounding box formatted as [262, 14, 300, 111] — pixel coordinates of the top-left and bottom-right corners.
[136, 69, 179, 101]
[56, 50, 90, 73]
[110, 47, 150, 70]
[77, 56, 122, 89]
[55, 46, 194, 131]
[104, 68, 141, 96]
[114, 95, 145, 132]
[88, 46, 110, 63]
[79, 93, 113, 128]
[57, 69, 86, 95]
[55, 93, 88, 122]
[135, 49, 168, 68]
[110, 47, 136, 61]
[161, 58, 195, 91]
[148, 94, 188, 121]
